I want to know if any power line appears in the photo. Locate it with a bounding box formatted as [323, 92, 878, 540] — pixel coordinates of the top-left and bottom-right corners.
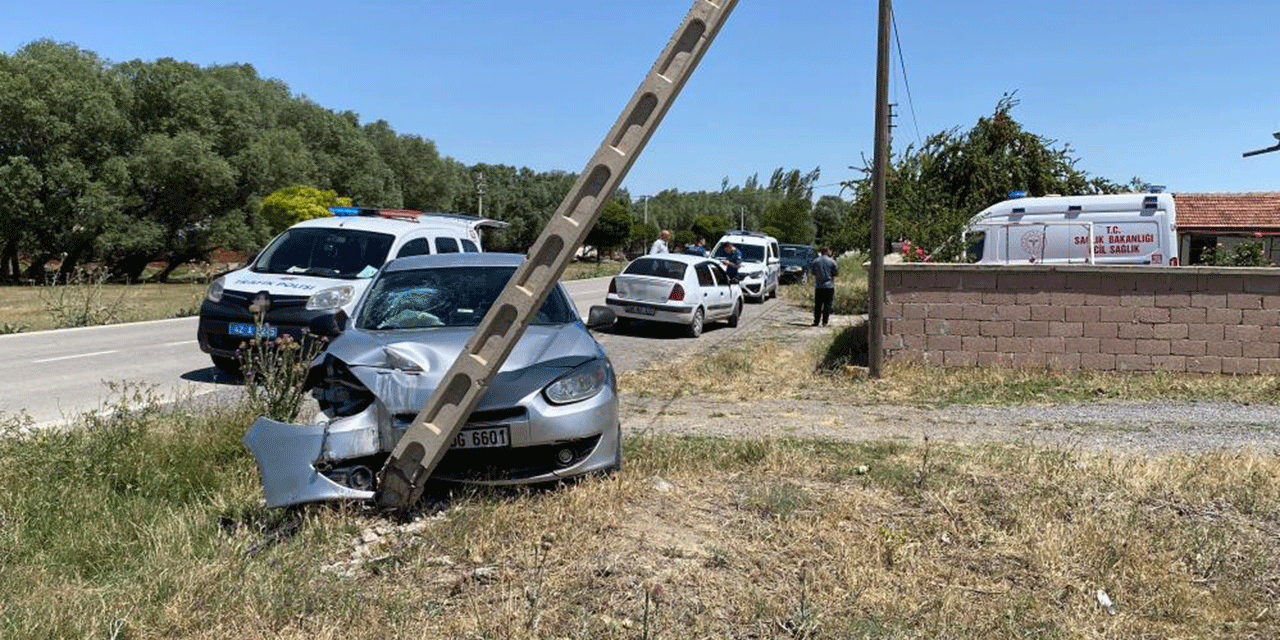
[890, 6, 922, 148]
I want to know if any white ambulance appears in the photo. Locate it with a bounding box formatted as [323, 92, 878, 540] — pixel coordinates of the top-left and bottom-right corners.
[198, 207, 506, 372]
[964, 193, 1179, 266]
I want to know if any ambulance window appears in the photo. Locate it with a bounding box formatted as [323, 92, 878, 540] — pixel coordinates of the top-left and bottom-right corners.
[461, 238, 479, 253]
[396, 238, 431, 258]
[435, 237, 460, 254]
[966, 231, 986, 263]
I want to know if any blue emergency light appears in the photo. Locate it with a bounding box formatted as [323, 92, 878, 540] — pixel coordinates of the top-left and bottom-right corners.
[329, 206, 360, 216]
[1008, 190, 1027, 199]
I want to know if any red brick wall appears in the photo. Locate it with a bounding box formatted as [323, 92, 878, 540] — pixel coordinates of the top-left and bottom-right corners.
[885, 264, 1280, 374]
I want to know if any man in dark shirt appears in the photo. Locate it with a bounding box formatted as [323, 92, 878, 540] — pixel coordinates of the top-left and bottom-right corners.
[810, 247, 838, 326]
[684, 237, 709, 256]
[720, 242, 742, 282]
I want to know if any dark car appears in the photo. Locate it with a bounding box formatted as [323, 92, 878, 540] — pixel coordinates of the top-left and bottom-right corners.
[779, 244, 817, 284]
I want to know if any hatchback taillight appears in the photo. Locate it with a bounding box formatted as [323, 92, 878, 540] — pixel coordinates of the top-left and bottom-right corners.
[608, 278, 616, 294]
[669, 283, 685, 301]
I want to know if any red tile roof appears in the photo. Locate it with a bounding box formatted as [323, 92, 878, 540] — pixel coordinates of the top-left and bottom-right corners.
[1174, 192, 1280, 230]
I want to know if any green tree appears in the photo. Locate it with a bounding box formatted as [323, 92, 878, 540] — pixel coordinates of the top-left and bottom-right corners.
[259, 185, 352, 235]
[585, 200, 632, 260]
[839, 95, 1123, 257]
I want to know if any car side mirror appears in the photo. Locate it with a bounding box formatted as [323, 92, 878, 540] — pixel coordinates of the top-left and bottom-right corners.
[585, 305, 616, 330]
[308, 309, 349, 338]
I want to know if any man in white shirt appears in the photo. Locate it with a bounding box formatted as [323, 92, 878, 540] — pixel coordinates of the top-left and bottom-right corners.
[649, 229, 671, 255]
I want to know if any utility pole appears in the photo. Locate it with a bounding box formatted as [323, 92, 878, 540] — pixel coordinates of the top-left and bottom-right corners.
[868, 0, 891, 378]
[475, 172, 486, 217]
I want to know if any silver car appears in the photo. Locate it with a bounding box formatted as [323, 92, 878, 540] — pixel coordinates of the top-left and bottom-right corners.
[244, 253, 620, 508]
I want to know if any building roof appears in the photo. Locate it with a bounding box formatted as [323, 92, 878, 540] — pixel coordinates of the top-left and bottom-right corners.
[1174, 192, 1280, 231]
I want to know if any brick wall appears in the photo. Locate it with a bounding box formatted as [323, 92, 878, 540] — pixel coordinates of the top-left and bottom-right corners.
[884, 264, 1280, 374]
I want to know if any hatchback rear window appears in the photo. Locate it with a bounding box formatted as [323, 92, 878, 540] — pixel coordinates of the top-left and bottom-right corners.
[623, 258, 688, 280]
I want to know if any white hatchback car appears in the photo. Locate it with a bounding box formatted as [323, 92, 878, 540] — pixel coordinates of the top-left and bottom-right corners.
[605, 254, 744, 337]
[711, 230, 780, 302]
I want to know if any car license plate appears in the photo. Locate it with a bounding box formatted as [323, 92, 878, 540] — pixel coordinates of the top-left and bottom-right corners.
[451, 426, 511, 449]
[228, 323, 278, 339]
[625, 305, 657, 316]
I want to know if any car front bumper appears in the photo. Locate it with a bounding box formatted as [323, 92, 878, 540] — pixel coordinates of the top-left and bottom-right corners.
[243, 383, 620, 507]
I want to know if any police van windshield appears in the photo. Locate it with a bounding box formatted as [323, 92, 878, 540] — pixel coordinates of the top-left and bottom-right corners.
[253, 228, 395, 279]
[714, 243, 765, 263]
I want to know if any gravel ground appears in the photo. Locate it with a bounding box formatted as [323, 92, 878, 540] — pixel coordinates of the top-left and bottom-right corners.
[619, 296, 1280, 455]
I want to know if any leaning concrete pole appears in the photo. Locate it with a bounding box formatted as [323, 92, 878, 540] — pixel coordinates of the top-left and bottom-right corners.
[376, 0, 739, 511]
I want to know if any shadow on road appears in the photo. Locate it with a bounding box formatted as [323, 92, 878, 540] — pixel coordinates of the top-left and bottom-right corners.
[181, 367, 243, 386]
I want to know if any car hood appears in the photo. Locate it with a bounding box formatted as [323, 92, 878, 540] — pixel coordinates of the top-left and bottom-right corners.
[322, 323, 603, 414]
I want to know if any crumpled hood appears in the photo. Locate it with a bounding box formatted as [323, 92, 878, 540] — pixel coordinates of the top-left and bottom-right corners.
[321, 323, 603, 414]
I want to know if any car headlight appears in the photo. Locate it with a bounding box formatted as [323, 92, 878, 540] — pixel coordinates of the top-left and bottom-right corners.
[307, 285, 355, 311]
[742, 270, 762, 279]
[205, 277, 225, 303]
[544, 359, 609, 405]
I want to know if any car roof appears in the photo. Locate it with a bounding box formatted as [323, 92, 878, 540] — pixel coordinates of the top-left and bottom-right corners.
[384, 252, 524, 272]
[630, 253, 716, 265]
[289, 214, 481, 235]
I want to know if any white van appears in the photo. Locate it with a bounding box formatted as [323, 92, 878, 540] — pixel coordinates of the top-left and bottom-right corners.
[711, 230, 780, 301]
[964, 193, 1179, 266]
[198, 207, 505, 371]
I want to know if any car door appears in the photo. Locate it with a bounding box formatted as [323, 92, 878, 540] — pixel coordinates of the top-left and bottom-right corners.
[767, 240, 781, 291]
[694, 262, 727, 319]
[709, 262, 736, 317]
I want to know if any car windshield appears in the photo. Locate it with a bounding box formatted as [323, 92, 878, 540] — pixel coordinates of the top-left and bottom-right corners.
[253, 228, 394, 279]
[622, 258, 688, 280]
[357, 266, 579, 330]
[780, 246, 814, 263]
[714, 243, 765, 263]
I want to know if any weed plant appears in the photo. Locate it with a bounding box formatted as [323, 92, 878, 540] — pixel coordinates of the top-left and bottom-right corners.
[238, 310, 323, 422]
[37, 268, 132, 328]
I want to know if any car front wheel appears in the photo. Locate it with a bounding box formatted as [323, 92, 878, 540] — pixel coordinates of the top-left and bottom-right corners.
[728, 300, 742, 327]
[688, 307, 704, 338]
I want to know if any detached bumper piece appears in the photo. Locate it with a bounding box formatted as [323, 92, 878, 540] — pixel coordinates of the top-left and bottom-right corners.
[243, 418, 375, 508]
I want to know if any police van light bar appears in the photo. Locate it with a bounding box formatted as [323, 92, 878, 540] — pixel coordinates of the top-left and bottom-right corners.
[327, 206, 423, 221]
[329, 206, 360, 216]
[1008, 190, 1027, 199]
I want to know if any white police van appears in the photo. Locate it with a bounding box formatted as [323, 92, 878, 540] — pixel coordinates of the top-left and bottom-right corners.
[711, 230, 781, 302]
[198, 207, 505, 371]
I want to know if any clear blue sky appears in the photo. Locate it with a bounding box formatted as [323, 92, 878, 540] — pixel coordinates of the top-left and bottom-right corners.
[5, 0, 1280, 200]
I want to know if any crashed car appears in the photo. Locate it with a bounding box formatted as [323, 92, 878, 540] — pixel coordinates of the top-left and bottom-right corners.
[243, 253, 621, 508]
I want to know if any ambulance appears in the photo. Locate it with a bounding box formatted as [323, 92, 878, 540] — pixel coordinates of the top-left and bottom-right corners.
[964, 192, 1179, 266]
[197, 207, 505, 372]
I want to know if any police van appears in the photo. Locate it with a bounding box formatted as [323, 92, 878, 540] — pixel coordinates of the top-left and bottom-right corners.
[964, 192, 1179, 266]
[198, 207, 506, 371]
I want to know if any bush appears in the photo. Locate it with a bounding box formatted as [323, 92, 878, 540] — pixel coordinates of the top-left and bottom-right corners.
[238, 310, 324, 422]
[38, 268, 131, 328]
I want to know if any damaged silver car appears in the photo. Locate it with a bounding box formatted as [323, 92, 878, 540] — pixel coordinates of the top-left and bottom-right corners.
[244, 253, 621, 508]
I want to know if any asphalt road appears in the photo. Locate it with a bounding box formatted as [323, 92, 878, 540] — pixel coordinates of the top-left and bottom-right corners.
[0, 277, 782, 425]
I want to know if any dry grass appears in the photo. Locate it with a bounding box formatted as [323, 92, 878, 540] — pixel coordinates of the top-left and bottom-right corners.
[563, 259, 625, 281]
[620, 325, 1280, 407]
[5, 398, 1278, 639]
[0, 282, 205, 332]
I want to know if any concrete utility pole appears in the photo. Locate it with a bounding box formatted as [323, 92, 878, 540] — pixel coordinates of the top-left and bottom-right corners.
[868, 0, 891, 378]
[375, 0, 738, 511]
[475, 172, 486, 217]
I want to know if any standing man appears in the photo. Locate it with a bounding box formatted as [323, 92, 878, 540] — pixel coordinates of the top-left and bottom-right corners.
[649, 229, 671, 255]
[720, 241, 742, 282]
[810, 247, 838, 327]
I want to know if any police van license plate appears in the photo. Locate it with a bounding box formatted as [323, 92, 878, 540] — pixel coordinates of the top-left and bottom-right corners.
[451, 426, 511, 449]
[229, 323, 278, 339]
[626, 305, 657, 316]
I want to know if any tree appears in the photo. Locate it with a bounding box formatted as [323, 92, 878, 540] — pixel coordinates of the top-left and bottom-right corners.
[259, 185, 352, 235]
[585, 200, 631, 260]
[839, 95, 1124, 257]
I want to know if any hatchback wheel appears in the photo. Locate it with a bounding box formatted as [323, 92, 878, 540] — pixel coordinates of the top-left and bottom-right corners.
[688, 307, 704, 338]
[728, 299, 742, 327]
